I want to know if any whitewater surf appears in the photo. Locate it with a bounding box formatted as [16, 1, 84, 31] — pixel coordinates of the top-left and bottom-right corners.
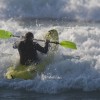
[0, 0, 100, 100]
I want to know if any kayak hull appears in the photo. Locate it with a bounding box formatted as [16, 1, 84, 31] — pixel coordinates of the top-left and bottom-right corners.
[5, 59, 50, 80]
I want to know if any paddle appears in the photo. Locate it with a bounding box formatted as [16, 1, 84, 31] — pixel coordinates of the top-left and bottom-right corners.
[0, 29, 77, 49]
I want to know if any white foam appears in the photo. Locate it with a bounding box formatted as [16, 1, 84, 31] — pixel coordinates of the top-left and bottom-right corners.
[0, 20, 100, 93]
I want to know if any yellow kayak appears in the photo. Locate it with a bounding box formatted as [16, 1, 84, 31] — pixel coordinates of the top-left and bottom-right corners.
[5, 29, 59, 80]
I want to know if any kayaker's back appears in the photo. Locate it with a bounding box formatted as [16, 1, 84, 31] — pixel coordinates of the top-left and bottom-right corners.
[18, 40, 38, 65]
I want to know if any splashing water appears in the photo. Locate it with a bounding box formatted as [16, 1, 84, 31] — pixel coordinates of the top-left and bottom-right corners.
[0, 19, 100, 93]
[0, 0, 100, 94]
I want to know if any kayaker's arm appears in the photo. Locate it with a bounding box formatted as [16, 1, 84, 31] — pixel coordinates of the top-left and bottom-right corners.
[36, 40, 50, 53]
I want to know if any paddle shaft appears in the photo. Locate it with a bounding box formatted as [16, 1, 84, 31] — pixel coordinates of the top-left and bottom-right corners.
[12, 35, 59, 44]
[34, 39, 59, 44]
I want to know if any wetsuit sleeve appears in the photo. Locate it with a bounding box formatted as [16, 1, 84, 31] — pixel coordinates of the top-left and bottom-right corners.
[36, 42, 49, 54]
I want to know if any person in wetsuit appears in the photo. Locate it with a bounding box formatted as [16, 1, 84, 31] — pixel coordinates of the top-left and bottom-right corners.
[13, 32, 49, 65]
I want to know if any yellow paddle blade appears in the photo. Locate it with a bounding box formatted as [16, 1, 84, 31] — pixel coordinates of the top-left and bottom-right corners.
[0, 30, 13, 39]
[60, 41, 77, 49]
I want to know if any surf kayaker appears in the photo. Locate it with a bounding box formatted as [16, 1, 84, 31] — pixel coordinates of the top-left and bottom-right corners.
[13, 32, 50, 65]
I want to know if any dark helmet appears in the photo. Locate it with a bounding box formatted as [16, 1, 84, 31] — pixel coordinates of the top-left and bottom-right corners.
[25, 32, 34, 40]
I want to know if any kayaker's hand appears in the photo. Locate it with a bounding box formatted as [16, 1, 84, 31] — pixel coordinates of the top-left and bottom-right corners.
[13, 41, 19, 49]
[46, 39, 50, 43]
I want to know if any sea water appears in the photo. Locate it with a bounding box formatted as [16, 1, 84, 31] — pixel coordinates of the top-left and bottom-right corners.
[0, 0, 100, 100]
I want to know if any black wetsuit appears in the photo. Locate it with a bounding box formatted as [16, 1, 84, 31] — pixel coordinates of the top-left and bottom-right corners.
[14, 40, 49, 65]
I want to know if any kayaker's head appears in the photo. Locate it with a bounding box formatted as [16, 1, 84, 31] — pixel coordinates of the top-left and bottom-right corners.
[25, 32, 34, 40]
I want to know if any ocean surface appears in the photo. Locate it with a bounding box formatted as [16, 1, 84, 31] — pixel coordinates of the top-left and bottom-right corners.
[0, 0, 100, 100]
